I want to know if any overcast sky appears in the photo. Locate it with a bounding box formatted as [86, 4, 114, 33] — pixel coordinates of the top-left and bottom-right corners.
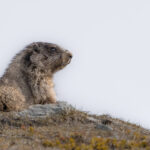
[0, 0, 150, 128]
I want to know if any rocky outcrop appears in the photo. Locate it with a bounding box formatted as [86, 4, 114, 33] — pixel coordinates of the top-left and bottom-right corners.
[16, 101, 74, 118]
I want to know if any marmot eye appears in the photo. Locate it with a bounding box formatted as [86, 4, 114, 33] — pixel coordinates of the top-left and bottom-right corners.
[50, 47, 57, 51]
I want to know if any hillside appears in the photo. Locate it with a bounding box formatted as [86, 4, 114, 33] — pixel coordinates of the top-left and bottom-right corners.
[0, 101, 149, 150]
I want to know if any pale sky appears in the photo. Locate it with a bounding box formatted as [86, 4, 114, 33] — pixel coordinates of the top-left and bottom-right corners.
[0, 0, 150, 128]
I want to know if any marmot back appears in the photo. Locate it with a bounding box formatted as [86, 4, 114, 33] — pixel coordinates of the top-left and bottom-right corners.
[0, 42, 72, 111]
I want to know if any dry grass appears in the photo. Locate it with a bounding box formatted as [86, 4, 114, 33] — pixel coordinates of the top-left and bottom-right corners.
[0, 109, 149, 149]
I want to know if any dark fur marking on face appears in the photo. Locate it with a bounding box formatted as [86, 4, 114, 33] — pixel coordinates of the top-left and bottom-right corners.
[33, 46, 40, 53]
[32, 66, 37, 71]
[24, 52, 33, 67]
[44, 55, 48, 60]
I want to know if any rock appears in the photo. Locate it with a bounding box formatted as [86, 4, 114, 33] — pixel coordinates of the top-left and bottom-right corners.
[86, 116, 113, 131]
[16, 101, 74, 118]
[101, 119, 112, 125]
[87, 116, 99, 123]
[96, 124, 113, 131]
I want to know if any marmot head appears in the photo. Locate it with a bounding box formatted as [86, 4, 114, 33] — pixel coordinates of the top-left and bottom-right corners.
[24, 42, 72, 73]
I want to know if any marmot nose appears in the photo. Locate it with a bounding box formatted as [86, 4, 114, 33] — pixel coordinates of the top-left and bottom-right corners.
[65, 50, 73, 58]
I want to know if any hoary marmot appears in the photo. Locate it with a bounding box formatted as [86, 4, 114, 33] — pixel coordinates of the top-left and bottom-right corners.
[0, 42, 72, 111]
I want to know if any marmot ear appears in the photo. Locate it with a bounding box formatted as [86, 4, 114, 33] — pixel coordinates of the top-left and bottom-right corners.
[30, 53, 44, 67]
[24, 51, 44, 68]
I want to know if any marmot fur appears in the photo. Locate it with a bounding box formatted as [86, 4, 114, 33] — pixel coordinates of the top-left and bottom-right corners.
[0, 42, 72, 111]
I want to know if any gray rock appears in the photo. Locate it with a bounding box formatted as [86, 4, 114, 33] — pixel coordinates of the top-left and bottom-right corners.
[96, 124, 113, 131]
[87, 116, 99, 123]
[16, 101, 74, 118]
